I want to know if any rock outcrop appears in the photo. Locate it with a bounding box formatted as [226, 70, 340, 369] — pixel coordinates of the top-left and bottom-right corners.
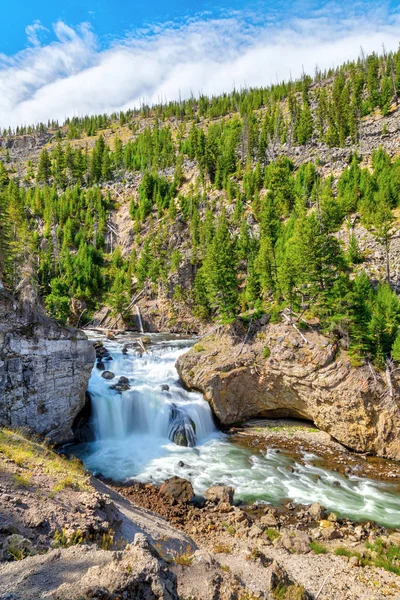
[176, 320, 400, 460]
[0, 535, 178, 600]
[0, 288, 95, 442]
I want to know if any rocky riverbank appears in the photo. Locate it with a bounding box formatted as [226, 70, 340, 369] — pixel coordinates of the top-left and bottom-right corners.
[176, 318, 400, 461]
[229, 419, 400, 483]
[115, 477, 400, 600]
[0, 286, 94, 442]
[2, 427, 400, 599]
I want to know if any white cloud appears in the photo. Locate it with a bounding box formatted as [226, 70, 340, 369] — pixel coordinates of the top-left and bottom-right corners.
[1, 5, 400, 129]
[25, 20, 49, 47]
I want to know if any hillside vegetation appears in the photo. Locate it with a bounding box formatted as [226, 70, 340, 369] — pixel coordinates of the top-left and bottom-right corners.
[1, 48, 400, 370]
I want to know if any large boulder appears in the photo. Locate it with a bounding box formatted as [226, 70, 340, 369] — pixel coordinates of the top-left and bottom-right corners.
[0, 288, 95, 443]
[176, 321, 400, 460]
[204, 485, 235, 505]
[160, 477, 194, 503]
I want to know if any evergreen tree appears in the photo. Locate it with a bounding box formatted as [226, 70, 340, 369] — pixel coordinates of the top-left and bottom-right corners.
[371, 199, 395, 283]
[37, 149, 52, 184]
[202, 210, 238, 319]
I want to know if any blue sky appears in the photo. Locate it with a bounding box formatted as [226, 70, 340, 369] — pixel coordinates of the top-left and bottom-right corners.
[0, 1, 399, 128]
[4, 0, 322, 53]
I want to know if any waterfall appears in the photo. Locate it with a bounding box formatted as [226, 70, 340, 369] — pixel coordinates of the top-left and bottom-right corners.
[136, 305, 144, 333]
[89, 337, 215, 447]
[73, 333, 400, 529]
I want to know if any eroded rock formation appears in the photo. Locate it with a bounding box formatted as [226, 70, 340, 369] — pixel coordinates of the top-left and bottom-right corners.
[0, 287, 95, 442]
[176, 320, 400, 460]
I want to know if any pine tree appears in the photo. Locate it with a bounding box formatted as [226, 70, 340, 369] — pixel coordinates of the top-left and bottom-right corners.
[371, 199, 395, 283]
[37, 149, 52, 184]
[392, 331, 400, 362]
[202, 210, 238, 319]
[0, 191, 11, 287]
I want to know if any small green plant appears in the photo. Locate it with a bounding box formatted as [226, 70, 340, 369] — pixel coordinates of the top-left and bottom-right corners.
[213, 543, 231, 554]
[99, 532, 115, 550]
[174, 552, 194, 566]
[13, 473, 32, 488]
[309, 541, 328, 555]
[263, 345, 271, 359]
[246, 547, 270, 566]
[220, 564, 231, 572]
[221, 522, 235, 535]
[273, 583, 306, 600]
[265, 528, 280, 542]
[364, 538, 400, 576]
[53, 528, 84, 548]
[193, 343, 205, 353]
[334, 546, 361, 559]
[54, 529, 69, 548]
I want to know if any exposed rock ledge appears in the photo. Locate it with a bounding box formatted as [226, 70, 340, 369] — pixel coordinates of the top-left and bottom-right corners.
[176, 319, 400, 460]
[0, 287, 95, 442]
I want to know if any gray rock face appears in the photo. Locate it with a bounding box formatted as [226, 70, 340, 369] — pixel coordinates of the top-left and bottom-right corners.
[0, 289, 95, 442]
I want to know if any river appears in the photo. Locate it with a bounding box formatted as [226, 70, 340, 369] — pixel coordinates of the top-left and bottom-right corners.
[72, 333, 400, 528]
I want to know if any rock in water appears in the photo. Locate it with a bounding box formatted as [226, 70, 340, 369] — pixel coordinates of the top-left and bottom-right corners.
[168, 403, 196, 447]
[110, 376, 131, 392]
[0, 288, 94, 443]
[160, 477, 194, 503]
[101, 371, 115, 380]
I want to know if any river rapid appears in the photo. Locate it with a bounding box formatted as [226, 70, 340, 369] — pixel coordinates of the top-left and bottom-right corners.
[72, 333, 400, 529]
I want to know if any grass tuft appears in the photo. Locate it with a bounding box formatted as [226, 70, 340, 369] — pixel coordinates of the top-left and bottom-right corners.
[310, 541, 328, 555]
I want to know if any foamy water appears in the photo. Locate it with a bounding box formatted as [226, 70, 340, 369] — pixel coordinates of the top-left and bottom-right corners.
[72, 334, 400, 528]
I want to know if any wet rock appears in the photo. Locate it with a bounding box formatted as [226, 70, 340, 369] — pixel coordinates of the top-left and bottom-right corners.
[205, 485, 235, 505]
[161, 384, 170, 392]
[122, 346, 129, 355]
[160, 477, 194, 503]
[169, 404, 196, 447]
[96, 360, 105, 371]
[110, 375, 131, 392]
[101, 371, 115, 380]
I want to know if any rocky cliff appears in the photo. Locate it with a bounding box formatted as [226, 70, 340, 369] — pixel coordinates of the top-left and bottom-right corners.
[176, 319, 400, 460]
[0, 287, 95, 442]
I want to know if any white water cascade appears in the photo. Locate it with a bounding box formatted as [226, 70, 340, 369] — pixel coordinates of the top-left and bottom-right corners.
[135, 305, 144, 334]
[73, 333, 400, 529]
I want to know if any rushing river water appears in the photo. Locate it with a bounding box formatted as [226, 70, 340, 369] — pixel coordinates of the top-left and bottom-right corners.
[72, 333, 400, 528]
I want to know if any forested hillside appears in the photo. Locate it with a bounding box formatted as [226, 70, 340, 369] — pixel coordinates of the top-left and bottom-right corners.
[1, 47, 400, 370]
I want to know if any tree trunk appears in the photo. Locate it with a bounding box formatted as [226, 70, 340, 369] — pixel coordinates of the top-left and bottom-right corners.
[386, 244, 391, 284]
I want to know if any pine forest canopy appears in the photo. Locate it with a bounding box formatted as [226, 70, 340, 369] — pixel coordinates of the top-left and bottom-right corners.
[1, 46, 400, 370]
